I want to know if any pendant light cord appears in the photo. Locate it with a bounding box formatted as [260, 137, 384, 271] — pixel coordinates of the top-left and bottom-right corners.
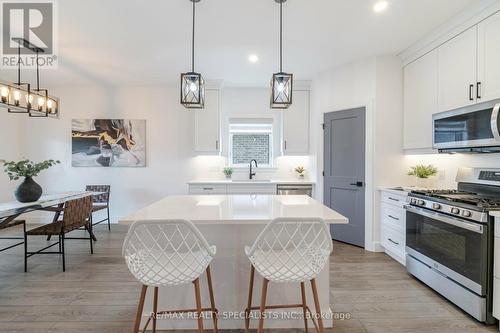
[36, 50, 40, 91]
[279, 1, 283, 72]
[17, 45, 21, 85]
[192, 0, 196, 73]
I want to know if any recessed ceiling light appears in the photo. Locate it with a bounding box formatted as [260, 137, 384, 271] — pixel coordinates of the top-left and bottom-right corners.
[248, 54, 259, 63]
[373, 1, 389, 13]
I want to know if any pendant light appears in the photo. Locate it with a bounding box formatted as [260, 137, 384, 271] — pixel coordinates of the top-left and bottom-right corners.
[270, 0, 293, 109]
[0, 38, 59, 117]
[181, 0, 205, 109]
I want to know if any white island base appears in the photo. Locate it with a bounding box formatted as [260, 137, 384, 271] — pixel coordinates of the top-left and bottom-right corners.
[120, 195, 347, 330]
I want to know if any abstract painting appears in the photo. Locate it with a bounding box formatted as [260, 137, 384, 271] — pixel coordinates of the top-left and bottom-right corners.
[72, 119, 146, 167]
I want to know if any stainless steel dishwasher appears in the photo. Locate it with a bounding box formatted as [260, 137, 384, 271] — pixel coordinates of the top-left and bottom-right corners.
[276, 184, 313, 197]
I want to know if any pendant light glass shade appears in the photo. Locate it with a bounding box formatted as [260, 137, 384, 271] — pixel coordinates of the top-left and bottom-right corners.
[270, 0, 293, 109]
[181, 0, 205, 109]
[181, 72, 205, 108]
[270, 72, 293, 109]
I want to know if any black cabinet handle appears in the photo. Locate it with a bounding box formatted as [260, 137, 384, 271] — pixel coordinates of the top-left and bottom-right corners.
[477, 82, 482, 99]
[388, 238, 400, 246]
[388, 215, 400, 221]
[469, 84, 474, 101]
[388, 197, 399, 202]
[349, 181, 363, 187]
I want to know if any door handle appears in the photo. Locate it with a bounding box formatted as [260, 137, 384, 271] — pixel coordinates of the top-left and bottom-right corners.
[477, 82, 482, 99]
[469, 84, 475, 101]
[350, 181, 363, 187]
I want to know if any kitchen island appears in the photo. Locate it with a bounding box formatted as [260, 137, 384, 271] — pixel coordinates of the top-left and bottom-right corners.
[120, 194, 348, 330]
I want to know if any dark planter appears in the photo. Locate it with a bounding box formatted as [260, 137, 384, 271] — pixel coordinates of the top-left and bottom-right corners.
[15, 177, 43, 203]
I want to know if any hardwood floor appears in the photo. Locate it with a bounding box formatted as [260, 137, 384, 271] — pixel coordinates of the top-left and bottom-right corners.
[0, 224, 497, 332]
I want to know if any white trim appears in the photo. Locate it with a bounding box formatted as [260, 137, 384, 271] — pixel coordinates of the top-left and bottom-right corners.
[400, 0, 500, 65]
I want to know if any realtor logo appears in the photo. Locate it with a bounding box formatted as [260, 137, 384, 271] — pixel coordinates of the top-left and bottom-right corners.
[1, 1, 58, 68]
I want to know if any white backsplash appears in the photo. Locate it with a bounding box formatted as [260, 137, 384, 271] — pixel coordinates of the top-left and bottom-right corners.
[188, 155, 313, 181]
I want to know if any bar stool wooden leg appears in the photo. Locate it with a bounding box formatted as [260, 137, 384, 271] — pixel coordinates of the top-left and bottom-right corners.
[310, 279, 324, 333]
[258, 278, 269, 333]
[134, 285, 148, 333]
[206, 266, 218, 333]
[193, 278, 204, 333]
[245, 265, 255, 333]
[301, 282, 309, 333]
[152, 287, 158, 333]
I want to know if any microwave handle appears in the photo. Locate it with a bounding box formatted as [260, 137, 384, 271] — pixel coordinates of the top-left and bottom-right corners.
[492, 103, 500, 141]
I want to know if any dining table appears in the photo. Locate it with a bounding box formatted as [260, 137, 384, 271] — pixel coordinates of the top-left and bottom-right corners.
[0, 191, 101, 241]
[120, 194, 348, 330]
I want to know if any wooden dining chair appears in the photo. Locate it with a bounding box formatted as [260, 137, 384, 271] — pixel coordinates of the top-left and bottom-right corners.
[86, 185, 111, 230]
[25, 196, 93, 272]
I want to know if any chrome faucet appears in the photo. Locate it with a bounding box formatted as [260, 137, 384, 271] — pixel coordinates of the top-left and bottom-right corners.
[249, 159, 258, 180]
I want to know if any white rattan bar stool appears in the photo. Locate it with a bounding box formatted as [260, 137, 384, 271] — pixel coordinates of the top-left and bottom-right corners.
[244, 217, 333, 333]
[123, 219, 219, 333]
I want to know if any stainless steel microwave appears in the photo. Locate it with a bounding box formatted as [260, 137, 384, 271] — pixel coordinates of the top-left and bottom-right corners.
[433, 99, 500, 153]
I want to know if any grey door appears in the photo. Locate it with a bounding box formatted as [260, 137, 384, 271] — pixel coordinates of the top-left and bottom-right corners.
[324, 108, 366, 248]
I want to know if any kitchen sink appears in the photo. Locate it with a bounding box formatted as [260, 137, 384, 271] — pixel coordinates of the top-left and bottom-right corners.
[231, 179, 272, 183]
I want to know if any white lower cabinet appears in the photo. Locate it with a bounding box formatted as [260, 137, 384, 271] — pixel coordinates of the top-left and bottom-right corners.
[492, 216, 500, 319]
[189, 183, 278, 195]
[188, 184, 227, 195]
[227, 184, 276, 195]
[380, 190, 408, 266]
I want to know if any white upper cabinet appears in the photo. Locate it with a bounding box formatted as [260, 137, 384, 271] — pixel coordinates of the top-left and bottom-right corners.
[282, 90, 310, 155]
[403, 49, 438, 150]
[478, 11, 500, 103]
[194, 89, 221, 154]
[438, 26, 478, 112]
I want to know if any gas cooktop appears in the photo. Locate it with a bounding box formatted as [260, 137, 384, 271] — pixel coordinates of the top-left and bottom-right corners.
[410, 189, 500, 209]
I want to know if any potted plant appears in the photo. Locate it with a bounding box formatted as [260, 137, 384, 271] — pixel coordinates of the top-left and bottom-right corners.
[223, 167, 234, 179]
[295, 166, 306, 179]
[408, 164, 438, 188]
[3, 159, 60, 203]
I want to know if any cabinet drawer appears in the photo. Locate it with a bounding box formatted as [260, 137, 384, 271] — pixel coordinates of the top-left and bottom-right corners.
[381, 203, 406, 233]
[189, 184, 227, 195]
[495, 237, 500, 278]
[381, 226, 405, 258]
[227, 184, 276, 195]
[381, 191, 408, 208]
[494, 277, 500, 319]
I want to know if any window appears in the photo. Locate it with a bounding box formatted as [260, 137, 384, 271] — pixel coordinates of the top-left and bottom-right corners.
[229, 120, 273, 167]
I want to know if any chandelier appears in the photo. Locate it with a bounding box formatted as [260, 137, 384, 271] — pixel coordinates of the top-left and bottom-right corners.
[0, 38, 59, 117]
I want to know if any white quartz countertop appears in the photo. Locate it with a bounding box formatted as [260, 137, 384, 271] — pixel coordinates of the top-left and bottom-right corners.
[379, 187, 413, 195]
[120, 194, 347, 225]
[490, 211, 500, 218]
[188, 179, 316, 185]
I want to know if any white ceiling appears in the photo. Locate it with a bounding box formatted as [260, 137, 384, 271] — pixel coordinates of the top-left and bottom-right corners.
[1, 0, 480, 87]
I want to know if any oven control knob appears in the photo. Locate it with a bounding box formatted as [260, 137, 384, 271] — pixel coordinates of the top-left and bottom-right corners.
[461, 210, 472, 218]
[432, 203, 441, 210]
[417, 200, 426, 206]
[451, 207, 460, 215]
[410, 198, 417, 204]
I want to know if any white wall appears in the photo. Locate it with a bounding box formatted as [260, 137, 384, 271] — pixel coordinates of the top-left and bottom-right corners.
[3, 85, 311, 223]
[310, 56, 406, 251]
[0, 109, 21, 201]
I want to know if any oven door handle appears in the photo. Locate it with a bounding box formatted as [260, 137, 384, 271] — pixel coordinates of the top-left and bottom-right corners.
[404, 205, 484, 234]
[492, 103, 500, 141]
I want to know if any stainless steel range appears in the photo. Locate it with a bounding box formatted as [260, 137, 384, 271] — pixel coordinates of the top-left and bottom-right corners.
[405, 168, 500, 324]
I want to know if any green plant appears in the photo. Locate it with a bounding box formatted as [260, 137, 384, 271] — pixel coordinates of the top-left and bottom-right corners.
[295, 166, 305, 175]
[3, 159, 60, 181]
[223, 167, 234, 176]
[408, 165, 438, 179]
